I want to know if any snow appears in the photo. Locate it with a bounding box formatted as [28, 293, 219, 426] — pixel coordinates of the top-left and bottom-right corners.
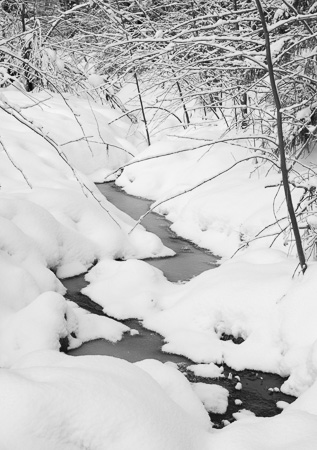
[0, 88, 173, 367]
[192, 383, 229, 414]
[188, 362, 225, 378]
[135, 359, 211, 429]
[212, 410, 317, 450]
[1, 351, 211, 450]
[0, 292, 70, 366]
[83, 248, 298, 376]
[116, 129, 298, 258]
[83, 258, 179, 319]
[88, 74, 105, 88]
[296, 106, 311, 121]
[1, 79, 317, 449]
[67, 301, 131, 348]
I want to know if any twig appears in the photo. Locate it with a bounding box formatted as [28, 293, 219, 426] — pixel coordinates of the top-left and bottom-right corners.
[0, 135, 32, 188]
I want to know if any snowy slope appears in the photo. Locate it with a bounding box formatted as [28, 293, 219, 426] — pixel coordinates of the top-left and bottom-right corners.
[0, 88, 173, 367]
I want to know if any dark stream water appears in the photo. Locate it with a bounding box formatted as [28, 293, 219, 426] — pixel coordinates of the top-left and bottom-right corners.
[64, 182, 295, 427]
[98, 182, 219, 281]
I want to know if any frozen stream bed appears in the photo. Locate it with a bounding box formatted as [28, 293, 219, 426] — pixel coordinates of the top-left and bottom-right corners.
[63, 182, 295, 427]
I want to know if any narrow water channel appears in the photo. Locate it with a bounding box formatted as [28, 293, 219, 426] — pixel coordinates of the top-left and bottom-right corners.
[98, 182, 219, 282]
[64, 182, 295, 427]
[64, 181, 217, 363]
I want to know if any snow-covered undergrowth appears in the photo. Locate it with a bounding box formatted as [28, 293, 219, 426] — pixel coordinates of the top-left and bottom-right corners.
[2, 83, 317, 449]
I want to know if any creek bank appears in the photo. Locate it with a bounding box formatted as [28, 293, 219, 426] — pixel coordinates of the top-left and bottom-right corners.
[63, 182, 295, 427]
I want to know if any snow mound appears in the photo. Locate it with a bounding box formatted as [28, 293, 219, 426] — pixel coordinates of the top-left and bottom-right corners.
[1, 351, 210, 450]
[192, 383, 229, 414]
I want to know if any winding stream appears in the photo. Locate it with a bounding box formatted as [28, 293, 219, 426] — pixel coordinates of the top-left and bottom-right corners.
[64, 181, 216, 363]
[64, 182, 295, 427]
[98, 182, 219, 282]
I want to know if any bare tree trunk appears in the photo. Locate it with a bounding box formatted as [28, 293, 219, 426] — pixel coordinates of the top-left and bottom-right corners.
[241, 91, 248, 128]
[21, 2, 26, 31]
[21, 2, 34, 91]
[134, 71, 151, 146]
[175, 78, 190, 127]
[255, 0, 307, 273]
[233, 0, 239, 31]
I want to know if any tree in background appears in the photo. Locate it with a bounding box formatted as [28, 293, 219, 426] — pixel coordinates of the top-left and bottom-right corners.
[1, 0, 317, 264]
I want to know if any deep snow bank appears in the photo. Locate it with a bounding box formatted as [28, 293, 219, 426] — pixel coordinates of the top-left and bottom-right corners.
[2, 349, 317, 450]
[116, 126, 304, 258]
[1, 351, 211, 450]
[0, 88, 173, 366]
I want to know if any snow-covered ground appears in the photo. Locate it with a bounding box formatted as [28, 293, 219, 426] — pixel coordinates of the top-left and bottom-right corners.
[1, 84, 317, 449]
[0, 87, 173, 362]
